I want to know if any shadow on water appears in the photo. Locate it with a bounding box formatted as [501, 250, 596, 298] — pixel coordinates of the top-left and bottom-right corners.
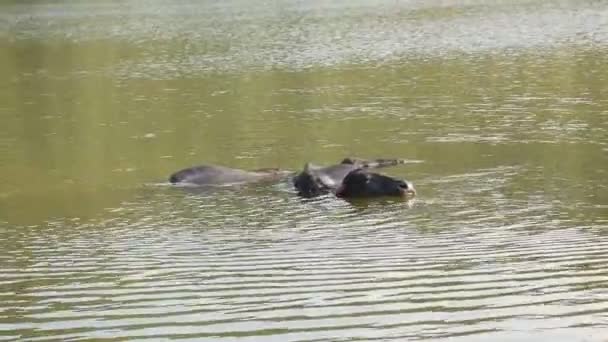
[339, 196, 417, 211]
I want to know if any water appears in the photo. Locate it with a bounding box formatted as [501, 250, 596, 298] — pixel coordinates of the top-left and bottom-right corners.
[1, 0, 607, 340]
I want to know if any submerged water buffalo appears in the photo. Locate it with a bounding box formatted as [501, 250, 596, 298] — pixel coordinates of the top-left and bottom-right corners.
[169, 164, 289, 186]
[335, 169, 416, 198]
[293, 158, 408, 198]
[169, 158, 416, 199]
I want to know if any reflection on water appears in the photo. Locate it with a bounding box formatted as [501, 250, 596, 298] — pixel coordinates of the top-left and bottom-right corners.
[0, 0, 607, 340]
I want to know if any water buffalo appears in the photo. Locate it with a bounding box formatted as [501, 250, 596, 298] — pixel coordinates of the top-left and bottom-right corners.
[335, 168, 416, 198]
[293, 158, 406, 197]
[169, 165, 289, 186]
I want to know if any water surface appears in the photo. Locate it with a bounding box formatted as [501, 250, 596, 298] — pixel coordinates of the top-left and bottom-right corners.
[1, 0, 607, 341]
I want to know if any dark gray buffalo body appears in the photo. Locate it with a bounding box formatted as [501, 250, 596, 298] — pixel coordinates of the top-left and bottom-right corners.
[169, 165, 289, 186]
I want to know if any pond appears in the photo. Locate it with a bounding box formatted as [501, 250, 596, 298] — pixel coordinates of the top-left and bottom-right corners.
[0, 0, 607, 340]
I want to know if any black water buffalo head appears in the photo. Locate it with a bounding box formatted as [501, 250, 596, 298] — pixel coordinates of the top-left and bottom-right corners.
[335, 169, 415, 198]
[293, 163, 337, 198]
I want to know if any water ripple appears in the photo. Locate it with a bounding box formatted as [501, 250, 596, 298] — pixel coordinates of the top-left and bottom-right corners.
[1, 178, 607, 340]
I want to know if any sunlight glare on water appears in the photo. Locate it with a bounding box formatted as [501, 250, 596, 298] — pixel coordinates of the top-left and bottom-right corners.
[0, 0, 607, 341]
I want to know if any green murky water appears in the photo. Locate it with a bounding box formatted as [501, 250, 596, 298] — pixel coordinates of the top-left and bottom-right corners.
[1, 0, 607, 340]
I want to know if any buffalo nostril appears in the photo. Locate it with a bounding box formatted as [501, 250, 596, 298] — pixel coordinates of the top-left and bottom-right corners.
[398, 182, 409, 189]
